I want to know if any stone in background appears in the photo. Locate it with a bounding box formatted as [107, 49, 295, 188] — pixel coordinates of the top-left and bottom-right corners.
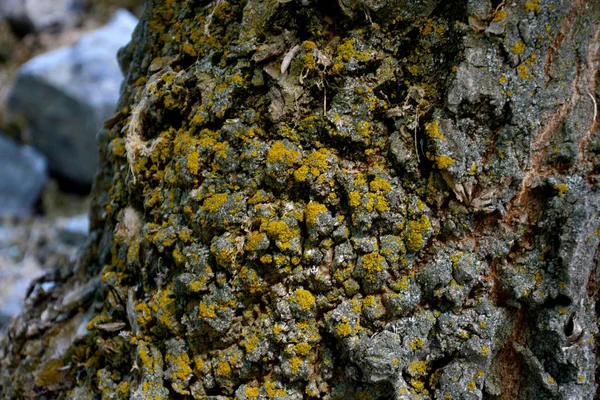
[7, 9, 138, 185]
[0, 133, 47, 217]
[0, 0, 85, 35]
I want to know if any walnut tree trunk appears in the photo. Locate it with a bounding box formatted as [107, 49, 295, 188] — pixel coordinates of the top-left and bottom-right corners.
[2, 0, 600, 399]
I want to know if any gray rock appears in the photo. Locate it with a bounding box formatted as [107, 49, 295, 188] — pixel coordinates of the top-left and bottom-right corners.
[0, 0, 85, 34]
[56, 214, 89, 244]
[0, 134, 47, 217]
[7, 9, 138, 184]
[0, 257, 44, 327]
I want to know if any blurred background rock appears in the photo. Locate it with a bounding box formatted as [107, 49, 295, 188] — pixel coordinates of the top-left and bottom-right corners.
[0, 0, 142, 331]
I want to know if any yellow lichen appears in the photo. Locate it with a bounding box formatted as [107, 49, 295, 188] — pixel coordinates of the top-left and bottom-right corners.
[491, 9, 507, 22]
[262, 220, 294, 250]
[201, 193, 228, 213]
[199, 302, 216, 318]
[410, 337, 425, 349]
[336, 322, 352, 337]
[369, 177, 392, 192]
[289, 357, 303, 374]
[436, 155, 456, 169]
[349, 191, 362, 207]
[305, 201, 328, 226]
[356, 121, 372, 138]
[245, 231, 266, 252]
[294, 343, 312, 356]
[166, 351, 192, 381]
[554, 183, 568, 197]
[303, 41, 316, 51]
[408, 360, 428, 376]
[425, 121, 444, 140]
[362, 295, 375, 308]
[524, 0, 540, 12]
[406, 215, 431, 252]
[511, 41, 525, 55]
[243, 335, 260, 353]
[246, 387, 260, 398]
[35, 359, 65, 387]
[516, 64, 530, 79]
[266, 141, 301, 167]
[294, 289, 315, 311]
[134, 302, 153, 328]
[217, 361, 231, 377]
[361, 252, 386, 279]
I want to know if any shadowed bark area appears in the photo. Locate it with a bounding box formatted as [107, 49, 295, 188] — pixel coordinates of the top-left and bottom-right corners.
[1, 0, 600, 399]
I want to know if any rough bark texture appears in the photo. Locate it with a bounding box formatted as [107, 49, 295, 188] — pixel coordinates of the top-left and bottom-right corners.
[1, 0, 600, 399]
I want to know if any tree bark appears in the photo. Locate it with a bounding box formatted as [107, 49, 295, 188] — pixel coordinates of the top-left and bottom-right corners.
[2, 0, 600, 399]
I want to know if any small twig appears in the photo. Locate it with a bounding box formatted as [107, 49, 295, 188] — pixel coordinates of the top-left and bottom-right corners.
[414, 114, 420, 163]
[281, 44, 301, 74]
[204, 0, 223, 37]
[588, 89, 597, 121]
[323, 85, 327, 116]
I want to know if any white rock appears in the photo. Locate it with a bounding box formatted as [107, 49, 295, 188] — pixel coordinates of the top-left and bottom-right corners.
[0, 0, 85, 34]
[8, 9, 138, 184]
[0, 133, 47, 217]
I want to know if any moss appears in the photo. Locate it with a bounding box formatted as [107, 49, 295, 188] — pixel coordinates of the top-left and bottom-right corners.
[35, 359, 66, 388]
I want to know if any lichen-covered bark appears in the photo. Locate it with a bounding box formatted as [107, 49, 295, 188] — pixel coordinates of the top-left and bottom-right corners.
[1, 0, 600, 399]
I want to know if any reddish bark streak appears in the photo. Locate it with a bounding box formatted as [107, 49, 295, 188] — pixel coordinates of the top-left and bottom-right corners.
[499, 308, 526, 400]
[577, 23, 600, 160]
[544, 0, 586, 77]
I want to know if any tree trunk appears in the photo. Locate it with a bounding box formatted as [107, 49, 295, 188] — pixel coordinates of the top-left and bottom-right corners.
[1, 0, 600, 398]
